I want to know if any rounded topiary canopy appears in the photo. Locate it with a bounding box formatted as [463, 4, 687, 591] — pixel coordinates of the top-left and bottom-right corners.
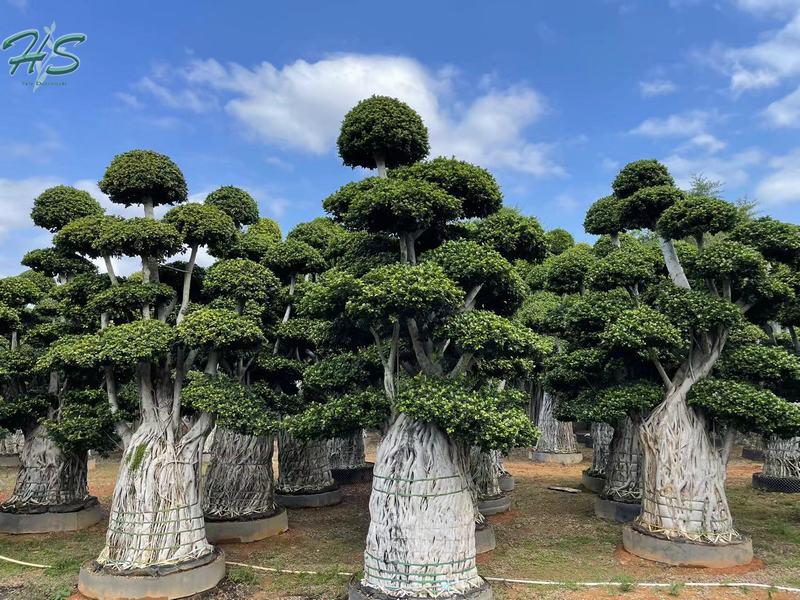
[31, 186, 103, 232]
[657, 195, 739, 241]
[730, 217, 800, 264]
[164, 202, 237, 248]
[205, 186, 259, 227]
[544, 228, 575, 256]
[54, 214, 123, 258]
[22, 247, 95, 278]
[584, 195, 623, 236]
[619, 185, 683, 230]
[612, 159, 674, 199]
[475, 207, 547, 263]
[264, 239, 327, 279]
[99, 149, 188, 206]
[389, 157, 502, 218]
[177, 307, 264, 350]
[286, 217, 344, 253]
[95, 217, 183, 258]
[203, 258, 281, 304]
[337, 95, 430, 170]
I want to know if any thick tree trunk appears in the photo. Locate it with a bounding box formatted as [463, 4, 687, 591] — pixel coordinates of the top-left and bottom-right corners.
[638, 386, 739, 543]
[535, 392, 578, 453]
[1, 425, 90, 512]
[493, 450, 509, 478]
[360, 414, 484, 597]
[0, 429, 23, 454]
[470, 447, 502, 501]
[328, 431, 367, 470]
[277, 430, 335, 494]
[763, 436, 800, 479]
[96, 416, 213, 571]
[588, 422, 615, 477]
[602, 416, 642, 503]
[204, 428, 277, 520]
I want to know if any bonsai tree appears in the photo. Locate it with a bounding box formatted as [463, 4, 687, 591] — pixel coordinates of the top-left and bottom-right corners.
[324, 96, 543, 599]
[526, 242, 598, 464]
[44, 151, 276, 593]
[582, 159, 800, 564]
[0, 186, 115, 528]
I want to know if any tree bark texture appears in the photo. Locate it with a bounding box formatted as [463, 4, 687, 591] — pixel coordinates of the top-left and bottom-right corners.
[360, 413, 485, 597]
[1, 425, 90, 512]
[277, 430, 335, 494]
[602, 416, 642, 503]
[763, 435, 800, 479]
[204, 427, 277, 520]
[328, 431, 368, 470]
[588, 422, 615, 477]
[534, 392, 578, 454]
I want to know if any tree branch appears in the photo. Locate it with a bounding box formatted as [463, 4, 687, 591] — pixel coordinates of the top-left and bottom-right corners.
[659, 236, 691, 289]
[448, 351, 473, 378]
[407, 317, 442, 376]
[463, 283, 483, 312]
[649, 350, 673, 389]
[176, 244, 198, 325]
[103, 255, 119, 286]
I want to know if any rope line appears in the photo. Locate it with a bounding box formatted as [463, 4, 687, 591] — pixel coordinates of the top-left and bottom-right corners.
[4, 556, 798, 595]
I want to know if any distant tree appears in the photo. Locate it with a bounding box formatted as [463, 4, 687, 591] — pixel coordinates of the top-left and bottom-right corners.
[0, 187, 115, 524]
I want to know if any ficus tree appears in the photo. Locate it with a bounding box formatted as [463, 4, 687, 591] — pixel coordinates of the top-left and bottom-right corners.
[41, 150, 281, 577]
[580, 159, 800, 556]
[323, 95, 543, 598]
[0, 187, 115, 521]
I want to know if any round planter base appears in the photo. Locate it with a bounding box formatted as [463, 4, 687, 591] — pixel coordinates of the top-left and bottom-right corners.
[0, 500, 104, 534]
[348, 576, 493, 600]
[594, 496, 641, 523]
[332, 463, 374, 485]
[478, 494, 511, 516]
[498, 473, 514, 492]
[528, 451, 583, 465]
[78, 549, 225, 600]
[275, 487, 343, 508]
[0, 454, 20, 468]
[741, 447, 764, 462]
[581, 470, 605, 494]
[752, 472, 800, 493]
[205, 508, 288, 543]
[475, 523, 496, 554]
[622, 525, 753, 568]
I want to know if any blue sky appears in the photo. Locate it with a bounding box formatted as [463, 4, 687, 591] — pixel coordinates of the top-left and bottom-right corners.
[1, 0, 799, 276]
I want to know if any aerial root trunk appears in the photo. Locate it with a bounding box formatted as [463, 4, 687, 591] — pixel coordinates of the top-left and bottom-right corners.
[602, 416, 642, 503]
[328, 431, 367, 470]
[638, 389, 739, 544]
[0, 429, 23, 454]
[277, 430, 335, 493]
[96, 418, 213, 572]
[361, 413, 484, 598]
[470, 447, 502, 501]
[588, 422, 614, 477]
[1, 424, 89, 512]
[535, 392, 578, 453]
[763, 436, 800, 479]
[204, 427, 277, 520]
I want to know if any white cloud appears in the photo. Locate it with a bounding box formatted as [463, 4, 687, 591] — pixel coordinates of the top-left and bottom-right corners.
[553, 193, 580, 212]
[755, 148, 800, 204]
[763, 85, 800, 126]
[630, 110, 712, 137]
[664, 147, 764, 189]
[638, 79, 678, 97]
[137, 77, 218, 113]
[0, 177, 59, 239]
[711, 10, 800, 92]
[0, 124, 63, 163]
[139, 53, 563, 177]
[116, 92, 143, 109]
[601, 157, 620, 170]
[733, 0, 800, 16]
[689, 133, 727, 152]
